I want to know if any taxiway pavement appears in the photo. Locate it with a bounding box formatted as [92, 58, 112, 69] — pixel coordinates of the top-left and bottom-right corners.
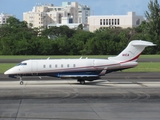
[0, 72, 160, 120]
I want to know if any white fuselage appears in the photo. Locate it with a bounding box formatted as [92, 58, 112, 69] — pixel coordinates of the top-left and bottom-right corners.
[4, 59, 137, 77]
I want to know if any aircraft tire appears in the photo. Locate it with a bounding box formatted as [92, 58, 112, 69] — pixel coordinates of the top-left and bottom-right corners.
[20, 81, 23, 85]
[80, 80, 85, 84]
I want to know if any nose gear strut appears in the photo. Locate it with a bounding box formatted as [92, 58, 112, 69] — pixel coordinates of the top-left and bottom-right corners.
[19, 76, 23, 85]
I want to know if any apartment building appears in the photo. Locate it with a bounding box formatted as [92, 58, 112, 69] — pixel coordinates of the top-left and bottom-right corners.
[23, 2, 90, 28]
[78, 4, 90, 24]
[88, 12, 144, 32]
[0, 13, 14, 24]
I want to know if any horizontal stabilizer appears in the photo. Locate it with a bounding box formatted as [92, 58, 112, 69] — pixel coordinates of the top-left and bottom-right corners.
[108, 40, 156, 62]
[131, 40, 156, 46]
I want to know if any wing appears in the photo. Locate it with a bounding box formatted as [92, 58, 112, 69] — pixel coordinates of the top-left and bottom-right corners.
[58, 67, 107, 79]
[59, 74, 99, 78]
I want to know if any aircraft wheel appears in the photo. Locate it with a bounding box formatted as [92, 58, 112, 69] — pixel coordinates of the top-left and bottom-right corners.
[80, 80, 85, 84]
[20, 81, 23, 85]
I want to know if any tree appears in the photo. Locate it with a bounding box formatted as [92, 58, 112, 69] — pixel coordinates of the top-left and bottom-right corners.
[77, 24, 83, 30]
[145, 0, 160, 53]
[42, 25, 75, 39]
[6, 17, 27, 28]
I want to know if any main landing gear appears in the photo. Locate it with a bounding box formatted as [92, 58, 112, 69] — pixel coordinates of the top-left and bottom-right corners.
[19, 76, 24, 85]
[77, 79, 85, 84]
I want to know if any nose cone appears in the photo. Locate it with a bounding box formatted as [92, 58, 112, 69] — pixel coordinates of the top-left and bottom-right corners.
[4, 69, 10, 75]
[4, 69, 13, 75]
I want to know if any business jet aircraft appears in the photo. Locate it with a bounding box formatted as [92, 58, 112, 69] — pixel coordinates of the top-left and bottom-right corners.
[4, 40, 155, 85]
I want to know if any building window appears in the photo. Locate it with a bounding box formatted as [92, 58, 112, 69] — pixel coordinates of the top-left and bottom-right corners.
[136, 19, 140, 25]
[112, 19, 114, 25]
[109, 19, 111, 25]
[115, 19, 117, 25]
[103, 19, 105, 25]
[106, 19, 108, 25]
[100, 19, 102, 25]
[117, 19, 120, 25]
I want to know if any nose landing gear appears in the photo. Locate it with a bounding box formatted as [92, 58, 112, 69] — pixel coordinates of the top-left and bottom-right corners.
[19, 76, 24, 85]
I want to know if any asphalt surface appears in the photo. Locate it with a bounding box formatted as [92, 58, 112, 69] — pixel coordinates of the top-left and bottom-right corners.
[1, 72, 160, 81]
[0, 72, 160, 120]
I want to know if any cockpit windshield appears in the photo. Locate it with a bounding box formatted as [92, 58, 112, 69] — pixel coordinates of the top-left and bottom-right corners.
[17, 63, 27, 66]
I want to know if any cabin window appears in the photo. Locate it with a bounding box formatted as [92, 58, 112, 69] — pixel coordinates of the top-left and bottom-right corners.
[61, 64, 63, 68]
[67, 64, 69, 68]
[49, 65, 52, 68]
[73, 64, 76, 67]
[55, 64, 57, 68]
[43, 65, 46, 68]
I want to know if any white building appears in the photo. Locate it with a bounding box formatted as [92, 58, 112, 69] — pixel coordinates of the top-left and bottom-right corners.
[88, 12, 144, 32]
[48, 17, 80, 29]
[78, 4, 90, 24]
[0, 13, 14, 24]
[23, 2, 90, 28]
[48, 16, 89, 31]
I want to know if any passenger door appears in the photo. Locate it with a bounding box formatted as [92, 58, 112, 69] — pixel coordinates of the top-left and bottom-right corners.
[31, 61, 38, 75]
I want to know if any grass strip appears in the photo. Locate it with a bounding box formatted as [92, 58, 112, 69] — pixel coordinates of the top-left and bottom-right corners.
[0, 63, 16, 73]
[124, 62, 160, 72]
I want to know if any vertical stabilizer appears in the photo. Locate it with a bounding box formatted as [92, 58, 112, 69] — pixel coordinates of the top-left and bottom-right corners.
[108, 40, 156, 62]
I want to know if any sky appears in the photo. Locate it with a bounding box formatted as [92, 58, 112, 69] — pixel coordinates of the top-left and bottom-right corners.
[0, 0, 159, 20]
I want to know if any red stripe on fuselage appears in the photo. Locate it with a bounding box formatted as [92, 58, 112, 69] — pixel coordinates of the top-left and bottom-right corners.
[120, 52, 141, 63]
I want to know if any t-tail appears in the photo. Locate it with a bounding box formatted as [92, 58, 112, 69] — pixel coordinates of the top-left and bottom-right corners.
[108, 40, 156, 62]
